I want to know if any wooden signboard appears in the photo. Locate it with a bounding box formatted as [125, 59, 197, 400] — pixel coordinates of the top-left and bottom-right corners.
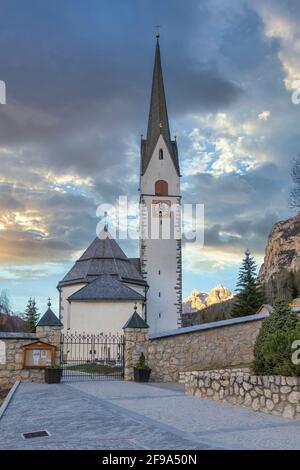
[22, 341, 55, 368]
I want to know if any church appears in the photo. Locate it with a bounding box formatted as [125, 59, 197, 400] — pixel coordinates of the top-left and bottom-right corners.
[58, 36, 182, 335]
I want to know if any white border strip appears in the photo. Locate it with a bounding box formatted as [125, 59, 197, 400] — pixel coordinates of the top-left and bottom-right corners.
[0, 380, 20, 421]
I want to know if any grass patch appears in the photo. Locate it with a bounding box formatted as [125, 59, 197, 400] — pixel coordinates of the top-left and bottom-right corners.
[66, 363, 123, 375]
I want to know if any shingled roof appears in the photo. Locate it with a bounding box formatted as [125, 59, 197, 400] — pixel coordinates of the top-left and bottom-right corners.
[68, 274, 145, 301]
[59, 231, 146, 287]
[37, 306, 62, 327]
[141, 37, 180, 176]
[123, 307, 149, 329]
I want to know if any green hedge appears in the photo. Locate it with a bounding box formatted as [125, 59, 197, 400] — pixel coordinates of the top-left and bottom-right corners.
[253, 299, 300, 376]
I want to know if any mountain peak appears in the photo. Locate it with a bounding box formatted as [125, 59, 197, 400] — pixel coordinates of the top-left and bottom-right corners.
[182, 285, 233, 314]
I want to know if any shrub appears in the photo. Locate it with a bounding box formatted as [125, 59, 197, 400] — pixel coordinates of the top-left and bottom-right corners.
[253, 299, 300, 376]
[136, 352, 150, 370]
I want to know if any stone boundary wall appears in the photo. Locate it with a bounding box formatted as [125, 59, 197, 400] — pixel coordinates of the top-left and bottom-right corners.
[185, 368, 300, 420]
[124, 313, 268, 382]
[0, 326, 61, 389]
[0, 337, 44, 389]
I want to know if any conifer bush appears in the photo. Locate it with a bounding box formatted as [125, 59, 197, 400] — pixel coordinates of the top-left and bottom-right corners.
[231, 249, 265, 318]
[24, 298, 39, 333]
[253, 299, 300, 376]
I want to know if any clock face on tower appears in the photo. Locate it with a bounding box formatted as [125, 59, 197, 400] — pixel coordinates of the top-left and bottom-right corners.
[152, 200, 171, 218]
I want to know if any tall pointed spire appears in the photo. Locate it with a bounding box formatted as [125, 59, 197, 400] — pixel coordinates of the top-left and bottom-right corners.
[141, 36, 180, 176]
[146, 35, 171, 148]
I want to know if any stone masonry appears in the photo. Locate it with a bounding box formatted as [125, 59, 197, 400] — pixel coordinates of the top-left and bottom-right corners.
[0, 311, 62, 389]
[0, 335, 45, 389]
[185, 368, 300, 420]
[36, 325, 61, 365]
[124, 327, 149, 381]
[123, 313, 266, 383]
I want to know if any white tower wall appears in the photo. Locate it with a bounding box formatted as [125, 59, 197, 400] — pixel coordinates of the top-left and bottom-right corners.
[140, 136, 182, 333]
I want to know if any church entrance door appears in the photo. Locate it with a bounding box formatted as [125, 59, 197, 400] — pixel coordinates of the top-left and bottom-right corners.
[60, 332, 124, 381]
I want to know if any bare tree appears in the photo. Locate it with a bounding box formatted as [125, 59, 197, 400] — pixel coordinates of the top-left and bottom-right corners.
[289, 155, 300, 210]
[0, 289, 11, 314]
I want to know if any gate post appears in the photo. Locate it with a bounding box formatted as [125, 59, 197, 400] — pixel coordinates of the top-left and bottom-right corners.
[123, 307, 149, 381]
[36, 301, 63, 366]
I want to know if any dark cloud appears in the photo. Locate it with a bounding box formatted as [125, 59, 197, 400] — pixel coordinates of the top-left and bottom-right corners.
[203, 211, 279, 254]
[182, 162, 291, 257]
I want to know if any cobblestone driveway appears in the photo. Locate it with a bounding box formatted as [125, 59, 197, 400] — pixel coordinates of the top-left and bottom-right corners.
[0, 381, 300, 450]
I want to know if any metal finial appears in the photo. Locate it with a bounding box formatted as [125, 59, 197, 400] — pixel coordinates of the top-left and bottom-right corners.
[47, 297, 51, 307]
[154, 24, 161, 39]
[104, 211, 108, 232]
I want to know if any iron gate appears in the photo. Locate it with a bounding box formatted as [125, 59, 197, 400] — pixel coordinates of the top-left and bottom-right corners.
[60, 332, 124, 381]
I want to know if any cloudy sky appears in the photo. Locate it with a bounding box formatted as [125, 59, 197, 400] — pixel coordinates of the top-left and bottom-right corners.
[0, 0, 299, 314]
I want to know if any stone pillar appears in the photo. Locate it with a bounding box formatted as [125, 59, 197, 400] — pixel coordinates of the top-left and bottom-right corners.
[124, 327, 149, 381]
[36, 300, 63, 366]
[123, 307, 149, 381]
[36, 325, 62, 365]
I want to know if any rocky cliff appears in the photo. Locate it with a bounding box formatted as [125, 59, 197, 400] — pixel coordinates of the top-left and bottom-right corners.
[259, 212, 300, 302]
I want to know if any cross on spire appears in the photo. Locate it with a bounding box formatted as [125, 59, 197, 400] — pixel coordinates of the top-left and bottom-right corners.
[147, 36, 170, 145]
[104, 211, 108, 232]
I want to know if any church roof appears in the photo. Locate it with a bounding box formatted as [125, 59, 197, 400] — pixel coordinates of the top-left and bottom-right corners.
[59, 231, 146, 288]
[37, 307, 63, 327]
[141, 37, 180, 176]
[68, 274, 145, 301]
[129, 257, 141, 273]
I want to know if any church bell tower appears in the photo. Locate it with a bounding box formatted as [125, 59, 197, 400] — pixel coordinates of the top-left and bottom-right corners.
[140, 35, 182, 333]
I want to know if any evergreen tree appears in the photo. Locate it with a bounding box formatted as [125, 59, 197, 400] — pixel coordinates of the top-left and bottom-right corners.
[253, 299, 300, 376]
[231, 249, 265, 318]
[0, 289, 11, 314]
[24, 298, 39, 332]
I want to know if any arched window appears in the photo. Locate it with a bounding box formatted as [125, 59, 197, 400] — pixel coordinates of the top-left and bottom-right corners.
[159, 149, 163, 160]
[155, 180, 168, 196]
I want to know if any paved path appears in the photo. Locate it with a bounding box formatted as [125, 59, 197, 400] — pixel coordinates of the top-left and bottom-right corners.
[1, 380, 300, 449]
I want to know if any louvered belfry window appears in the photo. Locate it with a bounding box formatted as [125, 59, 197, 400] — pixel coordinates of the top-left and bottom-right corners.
[155, 180, 168, 196]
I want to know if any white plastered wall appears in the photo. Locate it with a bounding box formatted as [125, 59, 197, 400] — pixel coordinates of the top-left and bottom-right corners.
[60, 283, 86, 333]
[140, 135, 181, 333]
[67, 300, 144, 335]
